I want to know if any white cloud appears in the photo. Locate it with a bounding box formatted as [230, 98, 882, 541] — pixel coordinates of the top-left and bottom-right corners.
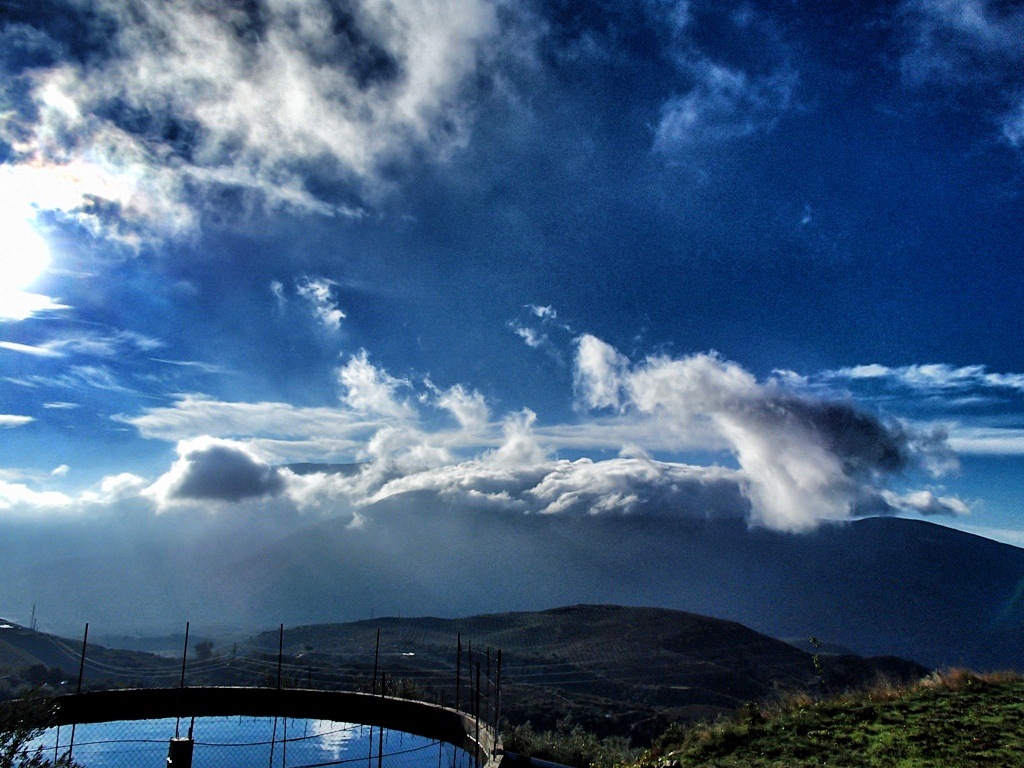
[654, 61, 796, 154]
[945, 427, 1024, 455]
[271, 280, 286, 310]
[899, 0, 1024, 146]
[574, 334, 630, 410]
[436, 384, 490, 431]
[97, 473, 148, 502]
[338, 350, 414, 419]
[119, 393, 374, 443]
[1, 0, 501, 241]
[1004, 97, 1024, 147]
[0, 341, 64, 358]
[881, 489, 971, 517]
[824, 362, 1024, 392]
[0, 479, 72, 510]
[529, 304, 558, 320]
[0, 415, 34, 428]
[297, 276, 346, 332]
[51, 464, 69, 477]
[486, 409, 549, 468]
[572, 339, 959, 531]
[73, 341, 972, 531]
[512, 324, 546, 349]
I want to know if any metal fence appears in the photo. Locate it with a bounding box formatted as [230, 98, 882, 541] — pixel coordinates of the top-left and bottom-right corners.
[35, 716, 475, 768]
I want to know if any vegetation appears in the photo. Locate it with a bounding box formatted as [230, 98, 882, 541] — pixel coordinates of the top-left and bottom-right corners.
[502, 719, 637, 768]
[0, 666, 69, 701]
[0, 692, 79, 767]
[630, 670, 1024, 768]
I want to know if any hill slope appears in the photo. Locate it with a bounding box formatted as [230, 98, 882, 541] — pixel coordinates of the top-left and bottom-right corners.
[0, 623, 178, 692]
[254, 604, 925, 741]
[632, 671, 1024, 768]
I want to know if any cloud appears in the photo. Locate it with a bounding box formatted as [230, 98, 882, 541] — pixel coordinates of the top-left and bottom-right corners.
[436, 383, 490, 431]
[654, 60, 796, 152]
[118, 393, 374, 443]
[881, 489, 972, 517]
[486, 409, 549, 468]
[511, 323, 547, 349]
[824, 362, 1024, 393]
[0, 330, 163, 360]
[0, 417, 33, 430]
[96, 473, 149, 502]
[338, 350, 414, 419]
[1004, 98, 1024, 147]
[93, 338, 970, 532]
[787, 362, 1024, 457]
[270, 281, 286, 311]
[50, 464, 69, 477]
[529, 304, 558, 321]
[0, 415, 34, 428]
[0, 290, 69, 323]
[509, 304, 572, 359]
[149, 438, 287, 506]
[898, 0, 1024, 146]
[297, 276, 346, 332]
[945, 428, 1024, 455]
[0, 0, 501, 241]
[574, 334, 630, 410]
[364, 454, 748, 520]
[0, 341, 64, 358]
[573, 336, 959, 531]
[0, 479, 72, 510]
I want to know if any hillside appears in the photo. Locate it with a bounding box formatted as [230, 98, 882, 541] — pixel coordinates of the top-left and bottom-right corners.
[0, 622, 178, 696]
[253, 604, 926, 741]
[629, 670, 1024, 768]
[231, 506, 1024, 670]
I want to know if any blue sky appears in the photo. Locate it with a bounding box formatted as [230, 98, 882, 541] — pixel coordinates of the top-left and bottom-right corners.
[2, 0, 1024, 615]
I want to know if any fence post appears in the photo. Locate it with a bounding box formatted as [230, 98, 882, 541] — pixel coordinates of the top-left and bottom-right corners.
[455, 634, 461, 710]
[373, 628, 381, 695]
[474, 663, 481, 768]
[68, 622, 88, 761]
[277, 624, 284, 690]
[167, 737, 194, 768]
[494, 649, 502, 751]
[176, 622, 190, 738]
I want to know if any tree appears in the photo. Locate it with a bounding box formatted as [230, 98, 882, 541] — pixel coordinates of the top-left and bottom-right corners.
[0, 692, 80, 767]
[194, 641, 214, 662]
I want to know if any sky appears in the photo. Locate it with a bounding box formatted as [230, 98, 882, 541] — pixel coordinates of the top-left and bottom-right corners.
[2, 0, 1024, 630]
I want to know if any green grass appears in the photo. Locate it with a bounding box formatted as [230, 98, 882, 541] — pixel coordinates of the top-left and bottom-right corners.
[631, 670, 1024, 768]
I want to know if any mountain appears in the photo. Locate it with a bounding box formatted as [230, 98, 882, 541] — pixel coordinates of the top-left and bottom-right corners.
[3, 486, 1022, 672]
[249, 604, 925, 741]
[227, 498, 1024, 671]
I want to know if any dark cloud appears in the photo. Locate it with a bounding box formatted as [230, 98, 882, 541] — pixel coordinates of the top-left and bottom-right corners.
[758, 397, 912, 477]
[167, 444, 286, 502]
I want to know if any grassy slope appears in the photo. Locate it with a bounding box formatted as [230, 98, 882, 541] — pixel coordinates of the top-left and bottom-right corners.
[634, 671, 1024, 768]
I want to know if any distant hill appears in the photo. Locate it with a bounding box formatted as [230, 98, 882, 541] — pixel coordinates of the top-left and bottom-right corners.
[0, 622, 179, 694]
[1, 605, 923, 742]
[251, 604, 926, 741]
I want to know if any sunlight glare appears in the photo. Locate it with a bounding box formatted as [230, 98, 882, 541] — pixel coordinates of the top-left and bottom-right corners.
[0, 209, 51, 291]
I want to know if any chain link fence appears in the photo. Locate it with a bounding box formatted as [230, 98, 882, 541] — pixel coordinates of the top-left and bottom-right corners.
[34, 716, 475, 768]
